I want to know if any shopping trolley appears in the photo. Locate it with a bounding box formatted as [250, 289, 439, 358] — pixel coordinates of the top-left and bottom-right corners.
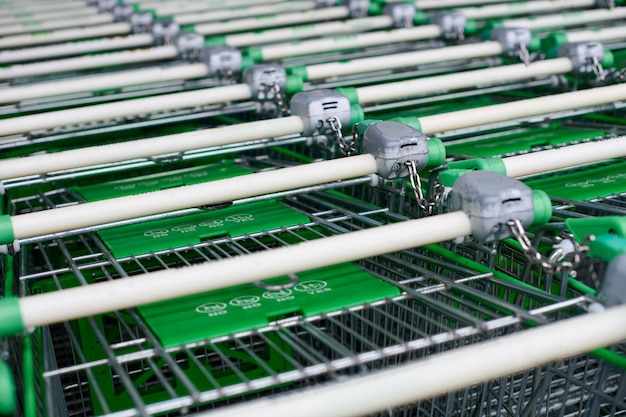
[1, 140, 624, 416]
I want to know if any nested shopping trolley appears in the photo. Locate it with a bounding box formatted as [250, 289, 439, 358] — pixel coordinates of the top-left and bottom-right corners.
[0, 139, 624, 416]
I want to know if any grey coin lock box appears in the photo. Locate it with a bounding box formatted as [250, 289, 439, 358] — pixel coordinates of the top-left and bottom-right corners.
[558, 41, 605, 74]
[346, 0, 371, 18]
[203, 46, 242, 78]
[290, 90, 352, 137]
[430, 12, 466, 40]
[448, 171, 535, 242]
[362, 121, 429, 180]
[599, 253, 626, 307]
[152, 21, 180, 45]
[113, 5, 134, 22]
[175, 32, 205, 60]
[98, 0, 117, 12]
[490, 27, 532, 57]
[385, 4, 416, 28]
[130, 12, 154, 34]
[243, 64, 287, 101]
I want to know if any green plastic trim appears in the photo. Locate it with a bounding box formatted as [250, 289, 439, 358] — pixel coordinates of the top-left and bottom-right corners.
[285, 74, 303, 95]
[413, 10, 429, 25]
[145, 9, 159, 20]
[22, 336, 35, 417]
[241, 54, 254, 71]
[541, 32, 569, 53]
[587, 234, 626, 262]
[566, 216, 626, 243]
[287, 65, 309, 81]
[355, 119, 381, 136]
[529, 36, 541, 52]
[426, 138, 446, 167]
[531, 190, 551, 226]
[590, 347, 626, 371]
[439, 168, 470, 187]
[204, 35, 226, 46]
[335, 86, 359, 104]
[349, 104, 365, 126]
[488, 20, 504, 29]
[567, 277, 596, 296]
[0, 359, 16, 416]
[446, 158, 507, 175]
[0, 298, 24, 339]
[245, 46, 264, 63]
[464, 19, 478, 36]
[390, 116, 421, 131]
[180, 24, 195, 33]
[602, 49, 614, 68]
[0, 215, 14, 246]
[368, 2, 382, 15]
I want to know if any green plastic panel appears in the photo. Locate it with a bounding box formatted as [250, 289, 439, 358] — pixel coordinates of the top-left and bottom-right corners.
[98, 199, 310, 257]
[73, 161, 250, 202]
[525, 161, 626, 201]
[445, 125, 606, 157]
[138, 263, 400, 347]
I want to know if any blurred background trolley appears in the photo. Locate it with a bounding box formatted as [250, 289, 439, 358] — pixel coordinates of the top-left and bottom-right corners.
[0, 0, 625, 416]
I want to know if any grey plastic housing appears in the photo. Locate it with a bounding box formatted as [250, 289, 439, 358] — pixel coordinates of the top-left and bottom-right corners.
[430, 12, 466, 40]
[447, 171, 535, 242]
[97, 0, 117, 12]
[113, 5, 134, 22]
[346, 0, 370, 17]
[362, 121, 429, 179]
[596, 0, 615, 7]
[203, 46, 242, 78]
[385, 4, 416, 28]
[175, 32, 205, 60]
[557, 41, 605, 74]
[130, 12, 155, 34]
[598, 253, 626, 307]
[290, 90, 352, 136]
[243, 64, 287, 101]
[152, 20, 180, 45]
[490, 27, 532, 57]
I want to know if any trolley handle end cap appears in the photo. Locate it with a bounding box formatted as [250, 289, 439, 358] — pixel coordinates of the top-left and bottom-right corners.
[0, 297, 25, 340]
[0, 215, 14, 246]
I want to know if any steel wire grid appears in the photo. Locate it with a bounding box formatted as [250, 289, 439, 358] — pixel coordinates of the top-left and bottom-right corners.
[4, 162, 624, 417]
[450, 190, 626, 298]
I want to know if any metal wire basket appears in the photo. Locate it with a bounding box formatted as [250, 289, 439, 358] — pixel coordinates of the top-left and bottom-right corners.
[3, 148, 625, 417]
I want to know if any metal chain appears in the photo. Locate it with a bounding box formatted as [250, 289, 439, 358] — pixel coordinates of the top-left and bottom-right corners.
[507, 218, 587, 274]
[405, 160, 443, 215]
[270, 83, 290, 116]
[455, 24, 465, 41]
[591, 56, 605, 81]
[216, 68, 237, 85]
[329, 116, 356, 156]
[517, 44, 530, 66]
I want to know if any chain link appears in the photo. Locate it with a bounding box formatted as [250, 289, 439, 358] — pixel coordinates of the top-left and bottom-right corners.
[270, 83, 290, 116]
[329, 116, 357, 156]
[591, 56, 605, 82]
[507, 218, 587, 274]
[216, 68, 237, 85]
[517, 44, 530, 66]
[405, 161, 443, 215]
[455, 24, 465, 41]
